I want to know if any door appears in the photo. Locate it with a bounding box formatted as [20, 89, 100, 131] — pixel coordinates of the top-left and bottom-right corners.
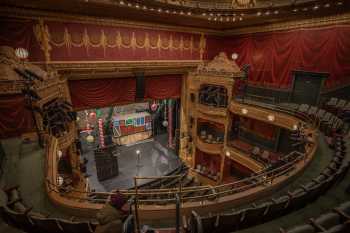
[290, 71, 328, 106]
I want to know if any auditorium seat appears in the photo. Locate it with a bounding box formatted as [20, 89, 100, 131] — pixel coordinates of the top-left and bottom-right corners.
[216, 209, 244, 233]
[242, 201, 272, 226]
[334, 202, 350, 216]
[310, 212, 347, 232]
[59, 218, 94, 233]
[280, 224, 316, 233]
[300, 181, 322, 201]
[269, 195, 290, 219]
[287, 189, 309, 211]
[189, 211, 218, 233]
[2, 205, 37, 232]
[30, 216, 63, 233]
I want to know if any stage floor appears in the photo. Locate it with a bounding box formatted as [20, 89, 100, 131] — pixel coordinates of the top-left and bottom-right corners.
[80, 134, 181, 191]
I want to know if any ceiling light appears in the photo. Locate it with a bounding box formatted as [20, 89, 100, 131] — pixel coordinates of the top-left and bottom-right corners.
[257, 12, 262, 16]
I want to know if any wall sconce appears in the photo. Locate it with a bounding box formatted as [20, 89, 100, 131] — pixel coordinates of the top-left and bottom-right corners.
[292, 124, 298, 130]
[225, 151, 231, 157]
[241, 108, 248, 115]
[267, 114, 275, 121]
[231, 53, 239, 60]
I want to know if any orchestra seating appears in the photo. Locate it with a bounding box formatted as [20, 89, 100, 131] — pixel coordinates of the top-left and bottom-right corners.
[0, 187, 99, 233]
[280, 201, 350, 233]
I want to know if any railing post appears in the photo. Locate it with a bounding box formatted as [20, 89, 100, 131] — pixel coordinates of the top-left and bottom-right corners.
[134, 177, 141, 233]
[175, 193, 180, 233]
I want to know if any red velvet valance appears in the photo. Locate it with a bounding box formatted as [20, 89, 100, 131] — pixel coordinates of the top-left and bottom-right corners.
[0, 94, 34, 138]
[207, 25, 350, 89]
[68, 78, 136, 110]
[144, 75, 182, 100]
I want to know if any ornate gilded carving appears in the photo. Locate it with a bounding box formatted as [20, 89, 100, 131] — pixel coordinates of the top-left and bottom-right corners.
[33, 19, 52, 62]
[40, 24, 204, 57]
[196, 52, 243, 76]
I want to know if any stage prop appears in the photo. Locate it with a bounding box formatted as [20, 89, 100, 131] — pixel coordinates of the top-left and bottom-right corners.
[94, 146, 119, 182]
[112, 111, 152, 145]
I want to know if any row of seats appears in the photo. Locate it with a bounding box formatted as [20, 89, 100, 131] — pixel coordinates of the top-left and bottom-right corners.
[278, 103, 344, 135]
[280, 201, 350, 233]
[324, 97, 350, 117]
[187, 120, 348, 233]
[0, 186, 98, 233]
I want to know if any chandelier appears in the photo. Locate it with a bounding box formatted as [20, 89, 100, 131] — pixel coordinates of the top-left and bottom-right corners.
[232, 0, 256, 8]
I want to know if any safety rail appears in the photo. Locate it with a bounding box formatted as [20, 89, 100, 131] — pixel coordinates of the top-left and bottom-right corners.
[44, 100, 319, 218]
[45, 148, 305, 205]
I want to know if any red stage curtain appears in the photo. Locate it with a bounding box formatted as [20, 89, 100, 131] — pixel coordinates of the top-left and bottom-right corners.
[68, 78, 136, 110]
[210, 25, 350, 89]
[0, 94, 34, 138]
[144, 75, 182, 99]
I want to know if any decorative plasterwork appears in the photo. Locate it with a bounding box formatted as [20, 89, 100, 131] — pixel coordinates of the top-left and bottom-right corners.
[0, 6, 219, 35]
[225, 12, 350, 35]
[196, 52, 243, 76]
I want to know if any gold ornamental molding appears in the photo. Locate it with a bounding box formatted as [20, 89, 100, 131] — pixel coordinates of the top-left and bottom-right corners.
[0, 6, 220, 35]
[31, 60, 202, 80]
[224, 12, 350, 35]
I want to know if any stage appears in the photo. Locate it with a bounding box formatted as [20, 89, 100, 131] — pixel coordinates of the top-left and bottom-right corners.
[80, 134, 182, 191]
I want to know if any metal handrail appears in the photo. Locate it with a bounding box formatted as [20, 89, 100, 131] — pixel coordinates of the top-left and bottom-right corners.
[45, 101, 319, 207]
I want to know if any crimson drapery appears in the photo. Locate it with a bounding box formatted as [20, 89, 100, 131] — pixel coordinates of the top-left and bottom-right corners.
[144, 75, 182, 99]
[68, 78, 136, 110]
[0, 19, 44, 61]
[207, 25, 350, 89]
[0, 94, 34, 138]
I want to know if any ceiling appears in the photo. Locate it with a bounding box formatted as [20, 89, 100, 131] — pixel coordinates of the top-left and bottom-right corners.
[1, 0, 349, 31]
